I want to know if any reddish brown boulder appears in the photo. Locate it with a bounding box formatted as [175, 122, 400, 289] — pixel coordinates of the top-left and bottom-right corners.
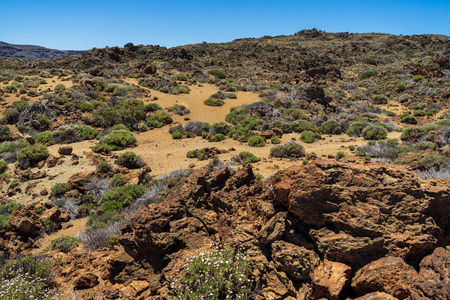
[68, 171, 96, 191]
[271, 160, 449, 266]
[412, 247, 450, 299]
[310, 259, 352, 300]
[74, 273, 99, 289]
[271, 240, 320, 281]
[354, 292, 398, 300]
[9, 205, 42, 234]
[351, 256, 419, 299]
[40, 207, 61, 223]
[58, 145, 73, 155]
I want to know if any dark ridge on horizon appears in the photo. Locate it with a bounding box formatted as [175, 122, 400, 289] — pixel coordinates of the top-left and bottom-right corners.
[0, 41, 86, 61]
[2, 29, 450, 62]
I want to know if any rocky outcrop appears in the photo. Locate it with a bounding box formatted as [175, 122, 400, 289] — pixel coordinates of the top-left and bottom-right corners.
[46, 160, 450, 299]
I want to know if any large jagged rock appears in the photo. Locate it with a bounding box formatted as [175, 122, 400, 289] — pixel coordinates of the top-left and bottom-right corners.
[271, 240, 320, 281]
[56, 160, 449, 299]
[351, 256, 419, 299]
[412, 247, 450, 299]
[310, 259, 352, 300]
[272, 160, 450, 267]
[8, 205, 42, 234]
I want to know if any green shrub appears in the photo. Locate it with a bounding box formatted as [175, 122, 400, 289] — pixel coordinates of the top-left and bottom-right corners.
[359, 70, 378, 80]
[0, 139, 30, 154]
[270, 141, 305, 158]
[54, 84, 66, 93]
[412, 75, 425, 82]
[227, 93, 237, 99]
[271, 136, 281, 144]
[97, 161, 112, 173]
[346, 121, 369, 137]
[17, 144, 50, 168]
[5, 108, 19, 124]
[300, 131, 321, 143]
[98, 130, 137, 150]
[0, 255, 58, 299]
[111, 173, 125, 187]
[147, 110, 173, 128]
[204, 98, 224, 106]
[320, 120, 342, 134]
[0, 125, 10, 142]
[33, 132, 55, 145]
[11, 100, 28, 112]
[234, 152, 260, 165]
[208, 69, 226, 79]
[101, 184, 146, 207]
[0, 160, 7, 173]
[116, 151, 146, 169]
[362, 125, 388, 140]
[50, 183, 72, 196]
[248, 136, 265, 147]
[396, 83, 406, 91]
[335, 151, 345, 160]
[174, 249, 253, 299]
[172, 131, 183, 139]
[420, 153, 448, 169]
[372, 94, 388, 104]
[37, 114, 50, 130]
[400, 114, 418, 124]
[50, 236, 80, 253]
[144, 103, 162, 112]
[78, 102, 94, 112]
[212, 133, 226, 142]
[292, 120, 319, 133]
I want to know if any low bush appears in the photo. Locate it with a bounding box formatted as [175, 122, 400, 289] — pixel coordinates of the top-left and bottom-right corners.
[359, 69, 378, 80]
[0, 125, 10, 142]
[400, 114, 418, 124]
[212, 133, 226, 142]
[346, 121, 369, 137]
[320, 120, 341, 135]
[167, 104, 190, 116]
[111, 173, 125, 187]
[50, 183, 72, 197]
[300, 131, 321, 143]
[362, 125, 388, 140]
[204, 98, 224, 106]
[98, 130, 137, 150]
[270, 141, 305, 158]
[271, 136, 281, 144]
[173, 249, 253, 299]
[232, 152, 260, 165]
[172, 131, 182, 139]
[17, 144, 50, 168]
[100, 184, 146, 208]
[248, 136, 265, 147]
[0, 255, 58, 299]
[33, 132, 55, 145]
[116, 151, 146, 169]
[50, 236, 80, 253]
[208, 69, 226, 79]
[97, 161, 112, 173]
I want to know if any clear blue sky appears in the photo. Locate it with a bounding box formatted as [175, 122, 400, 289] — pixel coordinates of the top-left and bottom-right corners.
[1, 0, 449, 50]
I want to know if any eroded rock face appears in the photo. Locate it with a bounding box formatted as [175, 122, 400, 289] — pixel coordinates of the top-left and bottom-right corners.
[48, 160, 450, 299]
[272, 161, 450, 266]
[9, 205, 42, 234]
[413, 247, 450, 299]
[351, 257, 419, 299]
[271, 240, 320, 281]
[310, 259, 352, 300]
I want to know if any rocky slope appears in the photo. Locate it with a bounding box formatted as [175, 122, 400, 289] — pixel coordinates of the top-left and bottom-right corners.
[0, 41, 85, 60]
[6, 159, 446, 299]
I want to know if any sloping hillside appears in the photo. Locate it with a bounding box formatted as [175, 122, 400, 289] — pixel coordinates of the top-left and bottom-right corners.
[0, 41, 85, 60]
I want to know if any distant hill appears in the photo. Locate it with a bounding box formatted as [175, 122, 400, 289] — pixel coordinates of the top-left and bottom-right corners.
[0, 41, 85, 60]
